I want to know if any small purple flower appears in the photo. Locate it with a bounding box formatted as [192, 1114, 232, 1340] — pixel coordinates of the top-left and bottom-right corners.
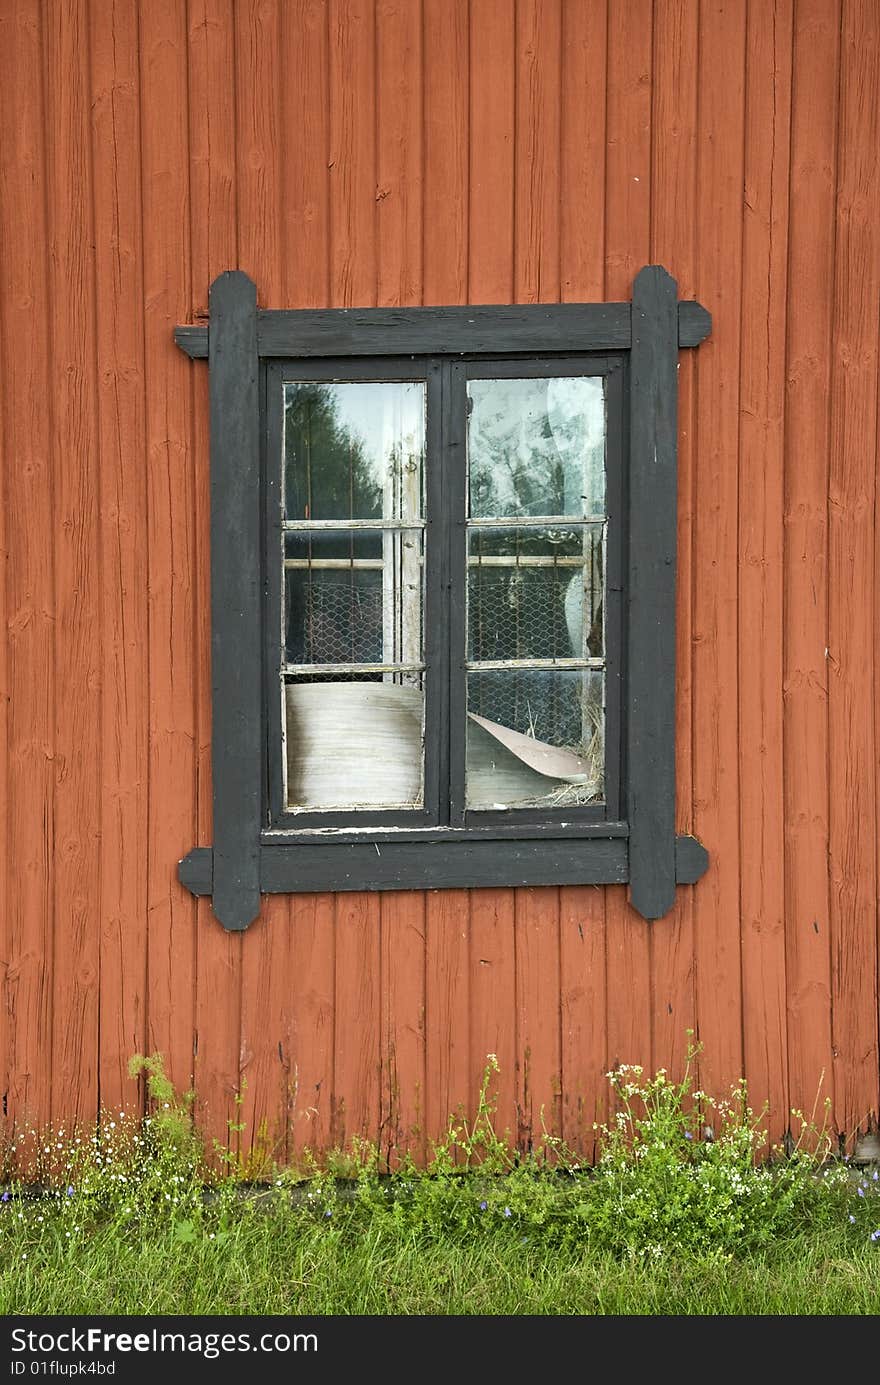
[479, 1200, 488, 1211]
[873, 1171, 878, 1181]
[871, 1229, 880, 1242]
[66, 1186, 74, 1197]
[1, 1192, 9, 1203]
[684, 1131, 693, 1141]
[324, 1208, 332, 1218]
[503, 1207, 511, 1218]
[858, 1186, 865, 1197]
[850, 1214, 857, 1223]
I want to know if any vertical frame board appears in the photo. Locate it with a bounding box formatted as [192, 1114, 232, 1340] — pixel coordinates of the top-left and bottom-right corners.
[232, 0, 288, 1166]
[648, 0, 699, 1084]
[604, 0, 653, 1076]
[207, 271, 261, 931]
[188, 0, 244, 1161]
[423, 0, 471, 1149]
[91, 0, 149, 1115]
[47, 0, 101, 1129]
[738, 0, 793, 1146]
[140, 0, 198, 1100]
[693, 0, 747, 1103]
[327, 0, 382, 1152]
[828, 0, 880, 1141]
[558, 0, 609, 1153]
[467, 0, 517, 1140]
[0, 0, 55, 1131]
[376, 0, 426, 1164]
[782, 0, 838, 1139]
[512, 0, 563, 1149]
[627, 266, 679, 920]
[282, 0, 336, 1168]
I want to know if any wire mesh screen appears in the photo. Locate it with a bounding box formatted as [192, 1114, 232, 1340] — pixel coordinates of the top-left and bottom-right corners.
[285, 571, 383, 666]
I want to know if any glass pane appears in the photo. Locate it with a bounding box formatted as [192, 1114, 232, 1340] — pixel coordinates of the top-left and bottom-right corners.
[466, 668, 604, 809]
[284, 529, 423, 667]
[284, 381, 425, 521]
[285, 676, 424, 811]
[468, 525, 604, 661]
[468, 376, 605, 519]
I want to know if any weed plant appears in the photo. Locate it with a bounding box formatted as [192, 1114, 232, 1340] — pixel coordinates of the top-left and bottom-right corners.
[1, 1044, 878, 1315]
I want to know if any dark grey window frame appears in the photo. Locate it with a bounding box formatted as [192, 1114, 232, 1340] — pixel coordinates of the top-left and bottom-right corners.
[175, 266, 711, 931]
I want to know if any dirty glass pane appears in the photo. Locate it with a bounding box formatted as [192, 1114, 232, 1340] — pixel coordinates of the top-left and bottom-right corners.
[466, 668, 604, 809]
[284, 381, 425, 521]
[467, 376, 605, 519]
[467, 524, 604, 661]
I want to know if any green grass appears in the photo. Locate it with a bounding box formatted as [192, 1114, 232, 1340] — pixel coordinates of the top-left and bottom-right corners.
[2, 1048, 878, 1316]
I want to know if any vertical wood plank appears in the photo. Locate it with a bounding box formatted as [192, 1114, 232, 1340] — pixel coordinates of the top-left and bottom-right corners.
[329, 0, 377, 306]
[514, 0, 561, 304]
[557, 0, 609, 1159]
[425, 891, 471, 1150]
[604, 0, 653, 1074]
[284, 0, 331, 308]
[560, 885, 606, 1156]
[188, 0, 243, 1160]
[560, 0, 607, 304]
[783, 0, 838, 1141]
[514, 888, 562, 1148]
[468, 0, 514, 303]
[423, 0, 468, 306]
[828, 0, 880, 1140]
[738, 0, 793, 1144]
[376, 0, 423, 307]
[649, 0, 698, 1083]
[380, 893, 426, 1163]
[466, 0, 517, 1144]
[468, 889, 517, 1148]
[0, 0, 54, 1130]
[139, 0, 198, 1098]
[288, 894, 335, 1163]
[233, 0, 296, 1166]
[374, 0, 427, 1165]
[422, 0, 470, 1152]
[46, 0, 101, 1129]
[333, 893, 381, 1149]
[511, 0, 564, 1151]
[325, 0, 382, 1154]
[280, 0, 337, 1170]
[90, 0, 149, 1115]
[692, 0, 747, 1103]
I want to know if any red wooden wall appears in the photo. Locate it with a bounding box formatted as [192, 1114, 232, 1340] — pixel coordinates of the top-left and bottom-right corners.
[1, 0, 878, 1162]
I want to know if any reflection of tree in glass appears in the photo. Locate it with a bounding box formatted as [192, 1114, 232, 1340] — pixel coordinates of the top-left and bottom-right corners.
[284, 384, 383, 520]
[468, 377, 603, 518]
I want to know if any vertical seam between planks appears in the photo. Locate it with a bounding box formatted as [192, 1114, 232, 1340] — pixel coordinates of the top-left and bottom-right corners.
[690, 0, 702, 1089]
[40, 0, 58, 1132]
[182, 0, 198, 1098]
[827, 0, 844, 1131]
[134, 0, 150, 1122]
[781, 0, 796, 1136]
[84, 0, 105, 1130]
[735, 0, 748, 1085]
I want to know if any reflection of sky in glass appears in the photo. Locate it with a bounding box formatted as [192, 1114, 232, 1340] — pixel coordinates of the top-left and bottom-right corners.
[284, 381, 426, 521]
[329, 382, 425, 485]
[468, 376, 605, 518]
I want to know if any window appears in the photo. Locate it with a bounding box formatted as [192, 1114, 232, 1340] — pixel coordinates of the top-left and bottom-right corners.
[175, 267, 711, 930]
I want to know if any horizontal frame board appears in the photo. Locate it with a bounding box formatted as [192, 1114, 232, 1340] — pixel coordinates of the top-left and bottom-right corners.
[178, 832, 708, 894]
[174, 299, 711, 360]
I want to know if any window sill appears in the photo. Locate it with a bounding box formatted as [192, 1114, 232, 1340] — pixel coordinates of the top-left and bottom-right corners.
[178, 831, 708, 909]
